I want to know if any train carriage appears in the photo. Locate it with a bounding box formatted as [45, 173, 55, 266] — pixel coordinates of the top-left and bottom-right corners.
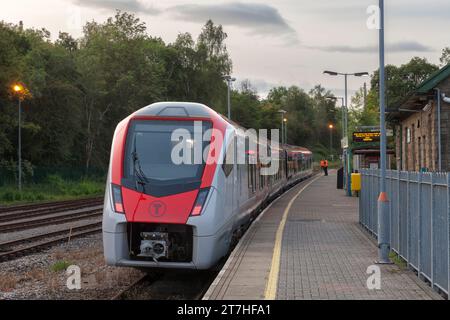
[103, 102, 313, 270]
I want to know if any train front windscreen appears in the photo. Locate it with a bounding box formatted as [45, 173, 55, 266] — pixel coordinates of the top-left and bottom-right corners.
[122, 120, 212, 197]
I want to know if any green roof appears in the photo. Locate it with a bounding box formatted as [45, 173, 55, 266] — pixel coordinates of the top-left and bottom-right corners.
[416, 63, 450, 94]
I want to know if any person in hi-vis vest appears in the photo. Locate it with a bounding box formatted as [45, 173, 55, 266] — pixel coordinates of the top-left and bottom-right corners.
[320, 159, 328, 176]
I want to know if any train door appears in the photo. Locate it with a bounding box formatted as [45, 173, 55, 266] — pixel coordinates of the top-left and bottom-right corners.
[284, 150, 289, 179]
[233, 136, 239, 214]
[222, 137, 234, 221]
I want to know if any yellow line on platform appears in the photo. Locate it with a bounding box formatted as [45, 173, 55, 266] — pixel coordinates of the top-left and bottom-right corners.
[264, 175, 322, 300]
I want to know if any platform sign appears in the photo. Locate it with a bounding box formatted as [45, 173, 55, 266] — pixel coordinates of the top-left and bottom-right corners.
[352, 131, 381, 143]
[341, 137, 348, 149]
[386, 129, 393, 137]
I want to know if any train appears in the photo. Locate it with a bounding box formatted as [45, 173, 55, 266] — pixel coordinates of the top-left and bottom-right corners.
[102, 102, 313, 270]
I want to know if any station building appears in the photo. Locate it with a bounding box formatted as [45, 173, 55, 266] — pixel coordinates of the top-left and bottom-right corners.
[389, 64, 450, 172]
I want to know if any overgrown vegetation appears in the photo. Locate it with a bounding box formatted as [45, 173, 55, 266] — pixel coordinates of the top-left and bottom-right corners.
[0, 175, 104, 204]
[389, 251, 408, 270]
[51, 260, 73, 272]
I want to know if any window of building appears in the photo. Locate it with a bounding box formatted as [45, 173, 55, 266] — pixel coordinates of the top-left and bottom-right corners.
[406, 127, 411, 144]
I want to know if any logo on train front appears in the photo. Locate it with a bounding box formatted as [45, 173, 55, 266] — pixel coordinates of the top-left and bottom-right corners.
[149, 201, 166, 217]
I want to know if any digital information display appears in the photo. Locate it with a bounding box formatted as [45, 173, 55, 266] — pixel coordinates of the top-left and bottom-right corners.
[352, 132, 381, 143]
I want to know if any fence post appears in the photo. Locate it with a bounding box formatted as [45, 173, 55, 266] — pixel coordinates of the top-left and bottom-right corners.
[399, 170, 403, 260]
[447, 172, 450, 299]
[388, 170, 392, 247]
[431, 173, 434, 289]
[418, 171, 422, 277]
[407, 171, 410, 266]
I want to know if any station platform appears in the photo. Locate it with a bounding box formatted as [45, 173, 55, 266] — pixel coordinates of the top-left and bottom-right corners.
[204, 171, 441, 300]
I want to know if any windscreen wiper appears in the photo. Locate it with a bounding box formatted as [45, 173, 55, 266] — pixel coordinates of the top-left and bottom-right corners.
[133, 135, 150, 193]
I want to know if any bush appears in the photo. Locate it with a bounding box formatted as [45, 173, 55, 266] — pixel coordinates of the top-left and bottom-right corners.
[0, 176, 105, 205]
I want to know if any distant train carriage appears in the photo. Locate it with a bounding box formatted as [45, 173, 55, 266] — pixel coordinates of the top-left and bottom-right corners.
[102, 102, 313, 270]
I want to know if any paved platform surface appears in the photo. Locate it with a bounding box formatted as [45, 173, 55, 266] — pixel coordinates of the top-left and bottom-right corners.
[204, 172, 442, 300]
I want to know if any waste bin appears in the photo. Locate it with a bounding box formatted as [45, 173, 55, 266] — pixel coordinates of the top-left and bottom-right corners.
[337, 167, 344, 189]
[351, 173, 361, 192]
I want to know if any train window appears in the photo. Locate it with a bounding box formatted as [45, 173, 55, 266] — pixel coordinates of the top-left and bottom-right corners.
[222, 139, 234, 177]
[122, 120, 212, 197]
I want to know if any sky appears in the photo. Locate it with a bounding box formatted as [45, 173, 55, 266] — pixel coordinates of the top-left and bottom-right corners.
[1, 0, 449, 99]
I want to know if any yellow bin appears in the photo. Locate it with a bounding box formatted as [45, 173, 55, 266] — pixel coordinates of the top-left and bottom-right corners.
[351, 173, 361, 192]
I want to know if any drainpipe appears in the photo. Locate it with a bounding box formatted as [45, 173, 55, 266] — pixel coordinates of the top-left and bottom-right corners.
[436, 88, 442, 172]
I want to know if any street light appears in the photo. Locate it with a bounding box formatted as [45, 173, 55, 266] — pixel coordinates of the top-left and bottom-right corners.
[283, 118, 288, 145]
[377, 0, 390, 264]
[224, 75, 236, 119]
[278, 109, 287, 145]
[323, 70, 368, 196]
[13, 84, 23, 93]
[12, 83, 25, 192]
[328, 124, 334, 161]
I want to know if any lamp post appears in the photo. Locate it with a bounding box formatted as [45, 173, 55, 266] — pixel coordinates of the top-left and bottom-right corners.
[326, 96, 345, 139]
[323, 70, 368, 196]
[284, 118, 288, 145]
[329, 124, 334, 160]
[13, 84, 24, 191]
[224, 75, 236, 119]
[377, 0, 390, 264]
[278, 109, 287, 145]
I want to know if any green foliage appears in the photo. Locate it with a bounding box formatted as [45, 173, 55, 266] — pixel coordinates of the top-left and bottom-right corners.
[0, 176, 104, 204]
[389, 251, 407, 270]
[51, 260, 73, 272]
[0, 12, 233, 174]
[369, 57, 438, 110]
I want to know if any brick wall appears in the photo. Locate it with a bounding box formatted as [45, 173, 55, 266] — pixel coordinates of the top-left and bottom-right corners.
[396, 101, 436, 171]
[395, 76, 450, 172]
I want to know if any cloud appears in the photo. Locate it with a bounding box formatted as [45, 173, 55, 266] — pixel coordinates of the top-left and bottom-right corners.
[167, 2, 298, 45]
[72, 0, 160, 15]
[308, 41, 433, 54]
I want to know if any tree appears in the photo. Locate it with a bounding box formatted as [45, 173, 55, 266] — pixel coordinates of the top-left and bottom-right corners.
[370, 57, 438, 109]
[440, 47, 450, 66]
[230, 80, 261, 129]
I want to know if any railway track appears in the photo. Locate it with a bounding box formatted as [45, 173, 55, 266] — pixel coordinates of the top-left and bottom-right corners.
[0, 197, 103, 213]
[111, 268, 219, 300]
[0, 203, 103, 224]
[0, 197, 103, 214]
[0, 222, 102, 262]
[0, 208, 102, 233]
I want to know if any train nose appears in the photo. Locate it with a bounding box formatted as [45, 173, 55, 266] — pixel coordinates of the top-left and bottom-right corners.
[121, 187, 199, 224]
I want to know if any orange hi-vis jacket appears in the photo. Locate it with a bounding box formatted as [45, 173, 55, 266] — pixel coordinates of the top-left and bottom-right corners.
[320, 160, 329, 168]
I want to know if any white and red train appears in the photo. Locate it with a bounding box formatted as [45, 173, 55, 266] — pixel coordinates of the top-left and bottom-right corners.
[103, 102, 313, 270]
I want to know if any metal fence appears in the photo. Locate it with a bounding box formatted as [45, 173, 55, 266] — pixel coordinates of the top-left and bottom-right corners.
[359, 169, 450, 297]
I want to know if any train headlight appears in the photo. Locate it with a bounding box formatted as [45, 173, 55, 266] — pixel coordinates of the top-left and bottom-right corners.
[190, 188, 210, 216]
[111, 184, 124, 214]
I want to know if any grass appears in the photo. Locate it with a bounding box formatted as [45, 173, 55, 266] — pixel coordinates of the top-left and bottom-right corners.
[0, 175, 105, 205]
[51, 260, 73, 272]
[389, 251, 408, 270]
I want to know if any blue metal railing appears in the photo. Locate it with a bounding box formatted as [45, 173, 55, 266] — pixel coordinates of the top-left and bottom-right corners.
[360, 169, 450, 297]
